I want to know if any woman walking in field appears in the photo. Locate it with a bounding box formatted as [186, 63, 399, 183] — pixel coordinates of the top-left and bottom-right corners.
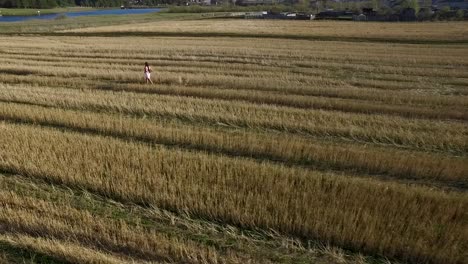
[144, 62, 153, 84]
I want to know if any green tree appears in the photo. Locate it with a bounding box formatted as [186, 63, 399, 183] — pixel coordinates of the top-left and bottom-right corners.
[295, 0, 310, 12]
[0, 0, 14, 7]
[455, 9, 464, 20]
[418, 6, 432, 20]
[400, 0, 419, 13]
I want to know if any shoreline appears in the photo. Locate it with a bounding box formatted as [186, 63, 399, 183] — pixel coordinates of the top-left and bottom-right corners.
[0, 7, 101, 17]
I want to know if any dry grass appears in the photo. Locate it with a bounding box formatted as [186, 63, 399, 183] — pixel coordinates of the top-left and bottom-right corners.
[63, 20, 468, 42]
[0, 122, 467, 264]
[0, 190, 233, 263]
[1, 83, 467, 154]
[0, 101, 466, 187]
[0, 19, 467, 264]
[0, 172, 386, 264]
[0, 234, 129, 264]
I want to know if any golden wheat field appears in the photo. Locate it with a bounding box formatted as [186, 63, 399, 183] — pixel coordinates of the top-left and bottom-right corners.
[0, 16, 467, 264]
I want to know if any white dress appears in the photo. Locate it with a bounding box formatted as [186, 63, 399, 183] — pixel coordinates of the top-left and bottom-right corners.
[144, 66, 151, 79]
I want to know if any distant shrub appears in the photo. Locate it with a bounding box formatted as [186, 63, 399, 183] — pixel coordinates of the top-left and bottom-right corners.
[417, 8, 432, 21]
[455, 9, 465, 20]
[166, 4, 301, 14]
[432, 6, 466, 21]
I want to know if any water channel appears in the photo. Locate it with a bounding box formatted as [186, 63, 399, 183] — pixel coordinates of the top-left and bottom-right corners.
[0, 8, 162, 22]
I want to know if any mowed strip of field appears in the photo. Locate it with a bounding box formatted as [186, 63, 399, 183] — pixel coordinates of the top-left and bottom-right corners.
[62, 20, 468, 43]
[0, 21, 467, 264]
[0, 100, 466, 188]
[1, 84, 467, 155]
[0, 122, 467, 264]
[0, 171, 380, 264]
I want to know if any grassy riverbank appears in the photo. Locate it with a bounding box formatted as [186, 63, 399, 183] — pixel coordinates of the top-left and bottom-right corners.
[0, 7, 97, 16]
[0, 12, 203, 32]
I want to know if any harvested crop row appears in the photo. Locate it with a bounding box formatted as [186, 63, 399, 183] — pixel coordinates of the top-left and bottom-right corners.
[0, 122, 466, 264]
[3, 58, 462, 99]
[64, 20, 468, 42]
[2, 56, 462, 97]
[1, 25, 468, 264]
[0, 172, 357, 264]
[4, 33, 467, 56]
[2, 35, 467, 75]
[0, 101, 466, 187]
[1, 54, 466, 108]
[0, 66, 464, 121]
[108, 83, 468, 121]
[0, 234, 129, 264]
[3, 46, 467, 80]
[0, 69, 468, 116]
[1, 84, 466, 153]
[1, 72, 465, 118]
[0, 190, 241, 263]
[3, 46, 467, 72]
[2, 47, 466, 92]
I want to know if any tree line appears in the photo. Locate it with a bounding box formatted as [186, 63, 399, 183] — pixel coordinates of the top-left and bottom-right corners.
[0, 0, 170, 8]
[0, 0, 68, 8]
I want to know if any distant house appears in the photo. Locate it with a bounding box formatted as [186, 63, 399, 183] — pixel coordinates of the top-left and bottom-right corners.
[244, 11, 266, 18]
[187, 0, 211, 5]
[354, 7, 386, 21]
[236, 0, 288, 5]
[315, 9, 355, 19]
[236, 10, 312, 19]
[362, 7, 377, 16]
[352, 6, 418, 21]
[353, 13, 367, 20]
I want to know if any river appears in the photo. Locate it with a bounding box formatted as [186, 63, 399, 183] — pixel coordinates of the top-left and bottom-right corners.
[0, 8, 163, 22]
